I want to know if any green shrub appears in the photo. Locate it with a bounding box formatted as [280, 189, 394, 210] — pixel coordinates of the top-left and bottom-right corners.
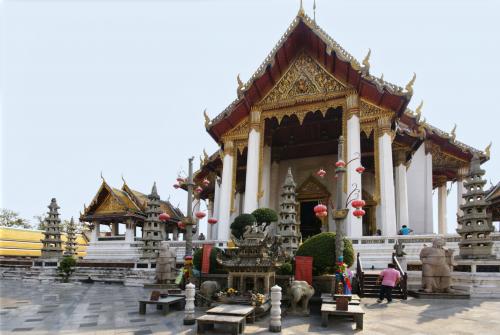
[193, 247, 226, 274]
[296, 232, 354, 276]
[230, 213, 256, 238]
[251, 208, 278, 225]
[57, 256, 76, 282]
[277, 262, 292, 275]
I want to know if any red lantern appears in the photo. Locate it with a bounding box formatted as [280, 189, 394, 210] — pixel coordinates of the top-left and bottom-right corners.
[208, 218, 218, 225]
[202, 178, 210, 187]
[356, 166, 365, 174]
[195, 211, 206, 219]
[353, 209, 366, 218]
[159, 213, 171, 222]
[314, 204, 327, 213]
[178, 221, 185, 229]
[351, 199, 366, 209]
[335, 160, 346, 168]
[195, 186, 203, 193]
[316, 211, 328, 218]
[316, 169, 327, 178]
[173, 183, 180, 189]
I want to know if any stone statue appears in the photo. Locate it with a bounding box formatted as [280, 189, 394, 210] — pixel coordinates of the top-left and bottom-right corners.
[288, 280, 315, 315]
[199, 280, 220, 306]
[155, 241, 177, 284]
[419, 237, 455, 293]
[393, 240, 406, 257]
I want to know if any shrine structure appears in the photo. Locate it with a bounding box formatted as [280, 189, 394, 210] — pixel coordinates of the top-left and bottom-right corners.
[193, 8, 490, 242]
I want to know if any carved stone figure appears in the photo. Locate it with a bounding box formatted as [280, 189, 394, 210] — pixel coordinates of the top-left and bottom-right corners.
[155, 241, 177, 284]
[199, 280, 220, 305]
[288, 280, 315, 315]
[419, 237, 455, 293]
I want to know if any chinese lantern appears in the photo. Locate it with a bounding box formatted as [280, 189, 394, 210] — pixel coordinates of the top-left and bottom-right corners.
[202, 178, 210, 187]
[356, 166, 365, 174]
[351, 199, 366, 209]
[173, 183, 180, 189]
[316, 211, 328, 218]
[314, 204, 327, 213]
[208, 218, 218, 225]
[195, 211, 206, 219]
[316, 169, 327, 178]
[195, 186, 203, 193]
[335, 160, 346, 168]
[159, 213, 170, 222]
[353, 209, 366, 218]
[178, 221, 185, 229]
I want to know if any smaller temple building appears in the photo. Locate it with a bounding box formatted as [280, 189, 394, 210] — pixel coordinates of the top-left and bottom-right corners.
[80, 179, 183, 261]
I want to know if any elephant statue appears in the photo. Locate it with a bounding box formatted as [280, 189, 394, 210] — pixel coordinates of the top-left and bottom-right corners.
[199, 280, 220, 306]
[288, 280, 315, 315]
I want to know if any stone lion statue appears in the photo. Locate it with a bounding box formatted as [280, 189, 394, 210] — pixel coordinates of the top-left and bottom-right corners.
[288, 280, 315, 315]
[419, 237, 455, 293]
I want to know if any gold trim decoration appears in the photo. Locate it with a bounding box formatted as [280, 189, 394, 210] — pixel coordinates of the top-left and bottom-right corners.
[359, 99, 392, 123]
[223, 139, 235, 156]
[203, 109, 210, 129]
[250, 108, 261, 131]
[377, 116, 393, 137]
[435, 175, 448, 187]
[346, 91, 360, 120]
[405, 72, 416, 95]
[221, 118, 249, 142]
[485, 142, 492, 158]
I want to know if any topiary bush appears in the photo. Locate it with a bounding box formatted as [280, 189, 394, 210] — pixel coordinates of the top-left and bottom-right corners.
[251, 208, 278, 225]
[57, 256, 77, 282]
[277, 262, 293, 275]
[230, 213, 256, 238]
[296, 232, 354, 276]
[193, 247, 227, 274]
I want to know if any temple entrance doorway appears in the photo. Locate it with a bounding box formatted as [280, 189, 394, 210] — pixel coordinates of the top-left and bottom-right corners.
[361, 190, 377, 236]
[299, 201, 322, 239]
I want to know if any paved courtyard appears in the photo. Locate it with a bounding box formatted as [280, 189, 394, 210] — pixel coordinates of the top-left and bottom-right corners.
[1, 280, 499, 335]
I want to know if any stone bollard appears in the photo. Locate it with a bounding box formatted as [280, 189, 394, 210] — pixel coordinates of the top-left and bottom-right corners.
[184, 282, 195, 325]
[269, 284, 282, 332]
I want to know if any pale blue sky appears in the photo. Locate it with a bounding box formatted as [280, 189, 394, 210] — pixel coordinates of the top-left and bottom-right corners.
[1, 0, 499, 234]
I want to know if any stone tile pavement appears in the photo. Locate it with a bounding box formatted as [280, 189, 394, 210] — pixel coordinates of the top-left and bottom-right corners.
[1, 280, 499, 334]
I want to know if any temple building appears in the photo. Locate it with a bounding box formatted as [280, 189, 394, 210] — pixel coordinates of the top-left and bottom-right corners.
[80, 179, 183, 261]
[194, 8, 490, 241]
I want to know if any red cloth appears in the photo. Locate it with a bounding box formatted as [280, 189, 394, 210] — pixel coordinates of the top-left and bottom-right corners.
[295, 256, 313, 285]
[201, 244, 213, 274]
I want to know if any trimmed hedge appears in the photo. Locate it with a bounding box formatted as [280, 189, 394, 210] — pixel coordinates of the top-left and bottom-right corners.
[193, 247, 226, 274]
[230, 213, 256, 238]
[296, 232, 354, 276]
[251, 208, 278, 224]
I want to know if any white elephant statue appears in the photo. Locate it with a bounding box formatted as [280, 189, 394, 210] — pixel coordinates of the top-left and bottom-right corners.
[288, 280, 315, 315]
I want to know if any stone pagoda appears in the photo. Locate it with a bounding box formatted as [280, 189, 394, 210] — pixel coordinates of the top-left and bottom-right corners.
[40, 198, 63, 259]
[277, 167, 301, 256]
[218, 223, 285, 295]
[457, 154, 495, 259]
[142, 182, 164, 258]
[64, 217, 78, 257]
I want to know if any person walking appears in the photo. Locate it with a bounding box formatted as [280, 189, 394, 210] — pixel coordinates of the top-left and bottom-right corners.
[376, 263, 401, 303]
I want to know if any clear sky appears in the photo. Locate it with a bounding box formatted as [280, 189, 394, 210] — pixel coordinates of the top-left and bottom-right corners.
[1, 0, 499, 235]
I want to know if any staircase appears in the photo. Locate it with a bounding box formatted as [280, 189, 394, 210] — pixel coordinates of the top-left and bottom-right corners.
[356, 252, 408, 300]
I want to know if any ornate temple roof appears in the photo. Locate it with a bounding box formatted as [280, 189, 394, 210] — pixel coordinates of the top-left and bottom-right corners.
[205, 10, 413, 142]
[80, 179, 183, 222]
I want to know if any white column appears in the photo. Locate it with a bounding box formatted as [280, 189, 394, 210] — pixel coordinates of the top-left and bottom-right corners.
[206, 199, 213, 240]
[345, 93, 363, 237]
[377, 117, 397, 236]
[456, 167, 467, 218]
[125, 219, 135, 242]
[437, 176, 448, 234]
[394, 150, 409, 231]
[212, 177, 221, 240]
[260, 145, 272, 208]
[192, 198, 201, 239]
[244, 109, 261, 213]
[269, 285, 282, 332]
[218, 141, 235, 241]
[90, 221, 100, 243]
[270, 161, 280, 212]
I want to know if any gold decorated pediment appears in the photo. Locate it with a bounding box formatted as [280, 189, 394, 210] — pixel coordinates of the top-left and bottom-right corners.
[94, 193, 127, 214]
[260, 52, 346, 107]
[221, 118, 249, 142]
[297, 175, 330, 200]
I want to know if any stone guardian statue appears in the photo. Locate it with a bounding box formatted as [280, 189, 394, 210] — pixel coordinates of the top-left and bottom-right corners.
[419, 237, 455, 293]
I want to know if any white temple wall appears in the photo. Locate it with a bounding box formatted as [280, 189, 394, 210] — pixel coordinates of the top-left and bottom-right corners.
[407, 143, 434, 234]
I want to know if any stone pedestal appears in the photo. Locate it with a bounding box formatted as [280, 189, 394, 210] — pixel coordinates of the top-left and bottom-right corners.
[269, 285, 282, 332]
[184, 283, 195, 325]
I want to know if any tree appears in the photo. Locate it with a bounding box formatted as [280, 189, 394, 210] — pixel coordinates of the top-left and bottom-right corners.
[0, 209, 31, 229]
[251, 208, 278, 225]
[57, 256, 77, 282]
[230, 213, 257, 239]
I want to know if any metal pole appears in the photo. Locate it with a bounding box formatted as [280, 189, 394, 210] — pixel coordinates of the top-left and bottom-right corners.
[335, 136, 345, 260]
[185, 157, 194, 258]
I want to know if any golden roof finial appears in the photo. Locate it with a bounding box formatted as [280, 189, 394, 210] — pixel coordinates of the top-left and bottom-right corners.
[415, 100, 423, 123]
[450, 124, 457, 141]
[380, 73, 384, 81]
[121, 174, 127, 185]
[298, 0, 305, 17]
[362, 48, 371, 72]
[405, 72, 416, 95]
[237, 73, 244, 89]
[203, 148, 209, 163]
[485, 142, 492, 158]
[100, 171, 105, 182]
[203, 108, 210, 128]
